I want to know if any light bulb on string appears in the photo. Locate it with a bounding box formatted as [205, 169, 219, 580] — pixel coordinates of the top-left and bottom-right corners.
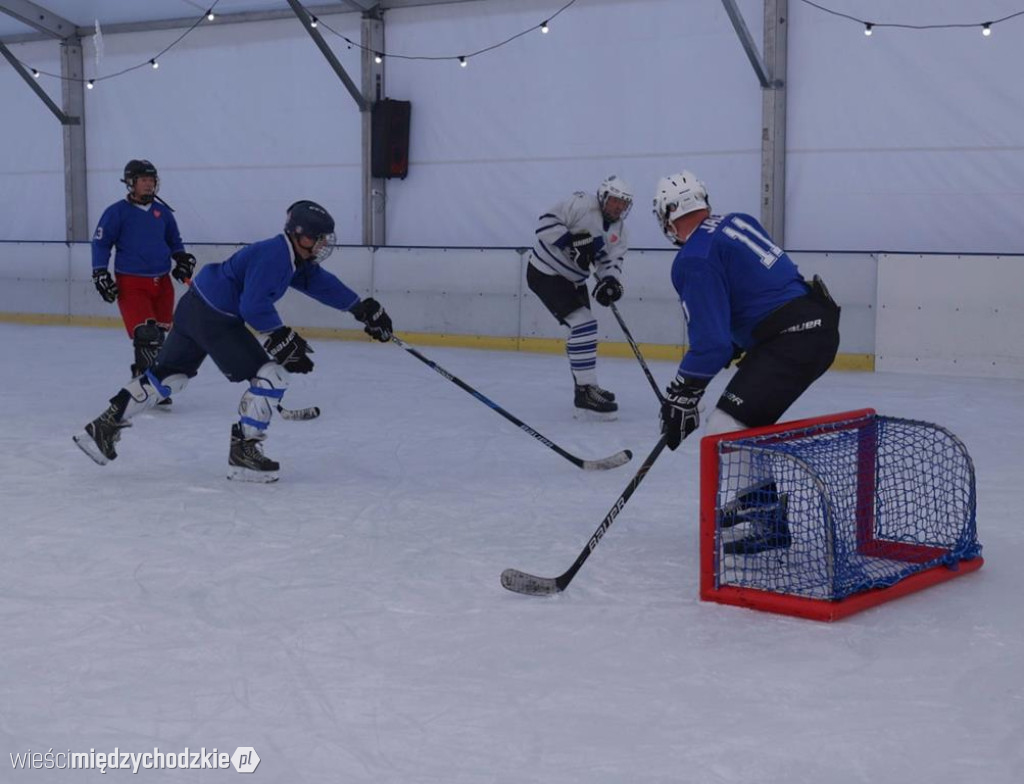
[540, 21, 549, 34]
[31, 68, 40, 78]
[206, 10, 215, 21]
[86, 79, 95, 89]
[864, 23, 873, 36]
[982, 23, 992, 36]
[374, 52, 383, 64]
[150, 59, 159, 69]
[311, 17, 318, 29]
[458, 56, 467, 67]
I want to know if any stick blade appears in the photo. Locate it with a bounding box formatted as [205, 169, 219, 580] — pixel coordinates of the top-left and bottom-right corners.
[277, 405, 321, 421]
[581, 449, 633, 471]
[500, 568, 562, 596]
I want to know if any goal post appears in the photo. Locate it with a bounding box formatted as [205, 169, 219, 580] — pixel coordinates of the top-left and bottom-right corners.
[699, 408, 983, 621]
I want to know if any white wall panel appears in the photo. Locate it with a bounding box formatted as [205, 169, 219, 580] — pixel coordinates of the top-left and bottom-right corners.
[82, 16, 364, 245]
[373, 247, 523, 337]
[876, 253, 1024, 378]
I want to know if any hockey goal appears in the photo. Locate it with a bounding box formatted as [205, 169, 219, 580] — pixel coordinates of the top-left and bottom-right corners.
[699, 408, 983, 621]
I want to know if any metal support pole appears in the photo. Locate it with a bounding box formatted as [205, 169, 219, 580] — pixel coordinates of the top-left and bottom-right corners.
[362, 12, 385, 246]
[60, 36, 88, 241]
[761, 0, 788, 244]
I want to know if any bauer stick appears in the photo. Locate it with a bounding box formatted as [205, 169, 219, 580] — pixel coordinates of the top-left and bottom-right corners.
[277, 403, 320, 421]
[500, 434, 669, 595]
[392, 335, 632, 471]
[609, 302, 665, 403]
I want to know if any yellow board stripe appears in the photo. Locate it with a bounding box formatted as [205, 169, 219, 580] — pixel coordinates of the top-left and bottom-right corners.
[0, 312, 874, 372]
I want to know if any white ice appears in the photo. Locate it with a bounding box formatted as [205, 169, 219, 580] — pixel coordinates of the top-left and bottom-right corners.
[2, 323, 1022, 783]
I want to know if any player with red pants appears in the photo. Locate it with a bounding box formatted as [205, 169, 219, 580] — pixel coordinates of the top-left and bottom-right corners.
[91, 159, 196, 405]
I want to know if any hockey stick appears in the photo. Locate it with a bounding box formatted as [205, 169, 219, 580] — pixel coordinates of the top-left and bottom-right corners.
[392, 335, 632, 471]
[609, 303, 665, 403]
[501, 434, 669, 595]
[277, 403, 320, 421]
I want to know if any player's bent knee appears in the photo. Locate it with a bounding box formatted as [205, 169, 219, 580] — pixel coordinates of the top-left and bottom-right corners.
[238, 362, 288, 437]
[564, 307, 595, 328]
[252, 361, 290, 391]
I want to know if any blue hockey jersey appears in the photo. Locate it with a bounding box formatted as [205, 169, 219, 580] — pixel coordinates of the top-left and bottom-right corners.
[672, 213, 808, 380]
[191, 234, 360, 333]
[92, 199, 185, 277]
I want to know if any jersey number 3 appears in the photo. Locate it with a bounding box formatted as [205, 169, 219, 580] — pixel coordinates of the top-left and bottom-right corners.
[723, 217, 783, 269]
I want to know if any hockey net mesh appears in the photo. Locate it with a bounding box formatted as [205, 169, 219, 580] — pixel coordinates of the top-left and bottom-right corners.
[715, 415, 981, 600]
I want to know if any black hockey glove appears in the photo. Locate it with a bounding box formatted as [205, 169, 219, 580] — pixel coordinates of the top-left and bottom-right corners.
[568, 232, 596, 270]
[350, 298, 393, 343]
[92, 269, 118, 303]
[171, 251, 196, 284]
[660, 378, 709, 451]
[592, 276, 623, 307]
[263, 326, 315, 374]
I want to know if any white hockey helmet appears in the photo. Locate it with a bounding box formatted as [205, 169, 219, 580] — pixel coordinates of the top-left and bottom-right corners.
[597, 175, 634, 221]
[652, 171, 710, 244]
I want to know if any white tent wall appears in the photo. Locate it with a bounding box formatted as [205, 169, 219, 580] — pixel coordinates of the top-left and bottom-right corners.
[382, 0, 763, 248]
[786, 0, 1024, 253]
[81, 15, 365, 244]
[0, 39, 65, 241]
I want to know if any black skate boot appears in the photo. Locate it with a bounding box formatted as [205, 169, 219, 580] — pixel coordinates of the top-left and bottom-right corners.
[228, 424, 280, 483]
[722, 494, 791, 555]
[73, 405, 132, 465]
[719, 481, 780, 529]
[574, 383, 619, 420]
[592, 384, 616, 403]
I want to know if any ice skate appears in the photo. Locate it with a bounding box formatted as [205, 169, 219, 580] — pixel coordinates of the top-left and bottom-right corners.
[574, 384, 618, 420]
[228, 423, 279, 483]
[156, 397, 173, 409]
[73, 406, 131, 465]
[722, 494, 791, 555]
[719, 481, 780, 528]
[592, 384, 616, 403]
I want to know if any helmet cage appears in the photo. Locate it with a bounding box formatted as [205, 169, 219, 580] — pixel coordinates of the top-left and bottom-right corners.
[285, 200, 337, 263]
[597, 176, 634, 221]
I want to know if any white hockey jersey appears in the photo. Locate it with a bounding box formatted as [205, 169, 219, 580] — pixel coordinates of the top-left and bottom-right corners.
[529, 191, 628, 284]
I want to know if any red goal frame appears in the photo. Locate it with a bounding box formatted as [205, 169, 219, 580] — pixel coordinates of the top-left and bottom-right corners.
[699, 408, 984, 621]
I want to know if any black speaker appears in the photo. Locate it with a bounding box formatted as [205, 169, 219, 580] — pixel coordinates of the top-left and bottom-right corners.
[371, 99, 411, 179]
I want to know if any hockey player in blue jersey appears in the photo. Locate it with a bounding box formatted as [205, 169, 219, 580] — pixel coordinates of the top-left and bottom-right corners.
[526, 176, 633, 418]
[652, 171, 840, 553]
[74, 200, 394, 482]
[92, 160, 197, 403]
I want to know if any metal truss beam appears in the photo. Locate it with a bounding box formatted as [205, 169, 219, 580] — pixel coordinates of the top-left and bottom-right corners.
[0, 0, 76, 38]
[0, 39, 78, 123]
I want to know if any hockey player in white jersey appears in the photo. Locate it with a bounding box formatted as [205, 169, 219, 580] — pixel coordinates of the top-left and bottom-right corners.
[526, 176, 633, 418]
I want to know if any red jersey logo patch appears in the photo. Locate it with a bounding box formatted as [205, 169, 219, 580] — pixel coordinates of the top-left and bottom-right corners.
[153, 210, 161, 218]
[609, 233, 619, 243]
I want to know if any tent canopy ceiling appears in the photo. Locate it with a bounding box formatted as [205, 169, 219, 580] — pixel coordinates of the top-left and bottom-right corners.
[0, 0, 485, 40]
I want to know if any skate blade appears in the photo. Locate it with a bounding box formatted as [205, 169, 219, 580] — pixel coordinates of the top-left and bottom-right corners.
[227, 465, 279, 483]
[73, 432, 109, 465]
[573, 408, 619, 422]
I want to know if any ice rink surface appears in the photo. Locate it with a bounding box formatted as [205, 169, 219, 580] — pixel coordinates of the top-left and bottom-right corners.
[2, 323, 1022, 783]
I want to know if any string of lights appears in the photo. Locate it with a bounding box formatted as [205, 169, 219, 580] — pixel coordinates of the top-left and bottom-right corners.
[13, 0, 577, 87]
[311, 0, 578, 67]
[18, 2, 222, 87]
[798, 0, 1024, 37]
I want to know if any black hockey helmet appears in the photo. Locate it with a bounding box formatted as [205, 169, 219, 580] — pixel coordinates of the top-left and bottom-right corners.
[122, 159, 158, 188]
[285, 200, 336, 263]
